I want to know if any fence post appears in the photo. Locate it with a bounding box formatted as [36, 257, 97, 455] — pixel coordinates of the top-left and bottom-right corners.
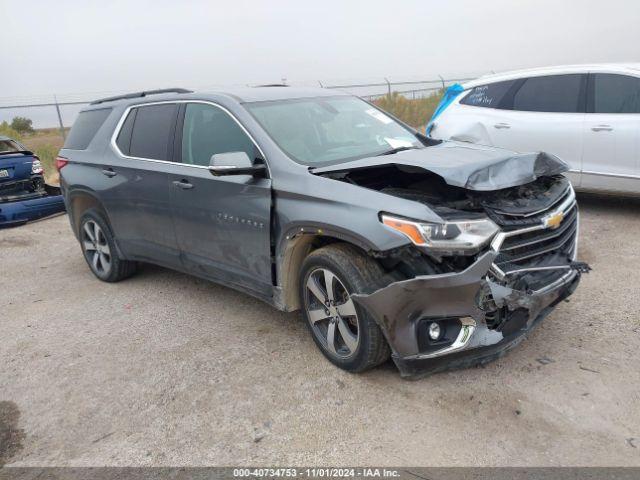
[54, 95, 66, 141]
[384, 77, 391, 96]
[438, 75, 446, 91]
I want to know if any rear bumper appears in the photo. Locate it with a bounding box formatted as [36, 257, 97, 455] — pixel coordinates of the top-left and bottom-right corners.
[0, 189, 66, 227]
[352, 251, 583, 378]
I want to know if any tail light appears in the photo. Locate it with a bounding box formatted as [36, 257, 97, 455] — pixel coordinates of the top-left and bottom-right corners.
[31, 155, 44, 175]
[55, 156, 69, 171]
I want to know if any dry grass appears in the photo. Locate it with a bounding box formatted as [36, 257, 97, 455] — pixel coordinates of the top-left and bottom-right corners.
[372, 90, 443, 129]
[22, 128, 67, 151]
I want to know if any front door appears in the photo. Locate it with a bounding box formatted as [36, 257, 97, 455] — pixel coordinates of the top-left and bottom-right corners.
[169, 102, 273, 296]
[581, 73, 640, 193]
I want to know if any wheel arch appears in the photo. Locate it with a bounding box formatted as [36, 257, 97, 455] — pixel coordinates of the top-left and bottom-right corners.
[66, 190, 128, 259]
[68, 190, 111, 236]
[276, 227, 376, 312]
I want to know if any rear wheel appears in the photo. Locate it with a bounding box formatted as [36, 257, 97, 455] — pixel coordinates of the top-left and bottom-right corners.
[79, 210, 137, 282]
[299, 243, 391, 372]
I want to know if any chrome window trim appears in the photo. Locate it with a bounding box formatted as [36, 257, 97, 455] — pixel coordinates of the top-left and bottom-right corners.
[109, 99, 269, 172]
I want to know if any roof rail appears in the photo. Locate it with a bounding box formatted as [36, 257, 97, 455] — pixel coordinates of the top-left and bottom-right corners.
[90, 88, 193, 105]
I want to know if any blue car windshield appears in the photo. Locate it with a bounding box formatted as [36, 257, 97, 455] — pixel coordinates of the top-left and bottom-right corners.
[246, 96, 422, 166]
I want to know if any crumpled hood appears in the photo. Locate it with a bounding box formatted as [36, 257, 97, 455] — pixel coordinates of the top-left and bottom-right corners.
[311, 141, 569, 191]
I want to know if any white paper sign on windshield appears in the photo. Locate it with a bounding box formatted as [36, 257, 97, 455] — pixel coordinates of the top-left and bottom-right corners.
[384, 137, 414, 149]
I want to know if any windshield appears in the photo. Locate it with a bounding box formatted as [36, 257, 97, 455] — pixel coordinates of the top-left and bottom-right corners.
[246, 96, 422, 166]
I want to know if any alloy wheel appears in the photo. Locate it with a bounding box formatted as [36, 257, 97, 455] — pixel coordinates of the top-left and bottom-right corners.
[82, 220, 112, 275]
[304, 267, 360, 359]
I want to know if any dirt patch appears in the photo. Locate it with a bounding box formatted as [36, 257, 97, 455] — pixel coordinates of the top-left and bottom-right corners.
[0, 401, 25, 467]
[1, 206, 639, 466]
[0, 237, 33, 248]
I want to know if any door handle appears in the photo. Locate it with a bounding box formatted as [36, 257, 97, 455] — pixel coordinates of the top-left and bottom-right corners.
[494, 123, 511, 129]
[591, 125, 613, 132]
[101, 168, 117, 178]
[173, 179, 194, 190]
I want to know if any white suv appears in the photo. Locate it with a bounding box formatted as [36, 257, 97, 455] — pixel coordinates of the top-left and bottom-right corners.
[429, 64, 640, 195]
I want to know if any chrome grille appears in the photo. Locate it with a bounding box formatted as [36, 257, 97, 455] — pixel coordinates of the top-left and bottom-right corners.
[490, 185, 578, 279]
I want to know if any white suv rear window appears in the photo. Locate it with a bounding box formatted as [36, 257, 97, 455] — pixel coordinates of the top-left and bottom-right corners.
[460, 80, 516, 108]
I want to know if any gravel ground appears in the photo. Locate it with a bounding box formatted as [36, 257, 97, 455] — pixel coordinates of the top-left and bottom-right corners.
[1, 193, 639, 467]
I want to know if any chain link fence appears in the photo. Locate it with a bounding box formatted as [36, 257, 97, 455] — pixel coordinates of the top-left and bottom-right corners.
[0, 75, 477, 141]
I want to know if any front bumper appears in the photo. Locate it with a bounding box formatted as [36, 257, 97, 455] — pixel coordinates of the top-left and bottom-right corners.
[0, 187, 66, 228]
[351, 251, 583, 378]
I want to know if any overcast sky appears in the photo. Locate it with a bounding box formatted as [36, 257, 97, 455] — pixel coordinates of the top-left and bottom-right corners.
[1, 0, 639, 126]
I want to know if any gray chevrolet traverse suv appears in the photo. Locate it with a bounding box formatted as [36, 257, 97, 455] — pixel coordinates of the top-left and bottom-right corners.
[58, 86, 588, 377]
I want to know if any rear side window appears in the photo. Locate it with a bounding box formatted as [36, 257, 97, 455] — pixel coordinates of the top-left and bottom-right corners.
[459, 80, 516, 108]
[115, 109, 137, 155]
[128, 104, 178, 160]
[592, 74, 640, 113]
[181, 103, 255, 166]
[64, 108, 112, 150]
[512, 74, 583, 113]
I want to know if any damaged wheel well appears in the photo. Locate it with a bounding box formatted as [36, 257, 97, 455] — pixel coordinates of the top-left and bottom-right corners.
[276, 233, 474, 312]
[277, 234, 377, 311]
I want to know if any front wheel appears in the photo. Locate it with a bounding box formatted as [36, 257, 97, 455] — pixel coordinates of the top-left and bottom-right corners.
[299, 243, 390, 373]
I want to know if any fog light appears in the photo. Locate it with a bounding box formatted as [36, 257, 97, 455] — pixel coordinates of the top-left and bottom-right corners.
[428, 322, 441, 340]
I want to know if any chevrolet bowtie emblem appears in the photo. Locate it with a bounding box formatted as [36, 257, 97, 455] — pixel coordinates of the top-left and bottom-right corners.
[544, 211, 564, 229]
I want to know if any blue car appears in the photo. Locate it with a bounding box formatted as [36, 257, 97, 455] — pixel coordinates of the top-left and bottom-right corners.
[0, 135, 65, 228]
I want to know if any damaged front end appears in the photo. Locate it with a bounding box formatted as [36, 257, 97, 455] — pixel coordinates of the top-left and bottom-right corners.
[321, 157, 589, 377]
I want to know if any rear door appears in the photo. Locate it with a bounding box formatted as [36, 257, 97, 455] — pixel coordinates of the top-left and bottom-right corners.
[169, 102, 273, 296]
[103, 102, 182, 267]
[489, 74, 587, 187]
[581, 73, 640, 193]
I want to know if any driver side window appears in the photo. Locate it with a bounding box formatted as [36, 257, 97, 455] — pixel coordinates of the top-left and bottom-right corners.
[181, 103, 256, 166]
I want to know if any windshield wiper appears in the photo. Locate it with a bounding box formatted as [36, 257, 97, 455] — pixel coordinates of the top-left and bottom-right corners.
[376, 146, 419, 156]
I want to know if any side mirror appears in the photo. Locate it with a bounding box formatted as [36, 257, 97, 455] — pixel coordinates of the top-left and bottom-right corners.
[208, 152, 267, 177]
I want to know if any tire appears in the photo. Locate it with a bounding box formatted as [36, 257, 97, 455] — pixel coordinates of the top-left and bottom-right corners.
[78, 209, 137, 282]
[299, 243, 391, 373]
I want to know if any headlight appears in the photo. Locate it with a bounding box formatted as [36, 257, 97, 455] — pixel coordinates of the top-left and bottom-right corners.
[381, 214, 499, 253]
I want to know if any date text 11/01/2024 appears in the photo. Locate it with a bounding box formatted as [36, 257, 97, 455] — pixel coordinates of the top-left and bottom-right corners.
[232, 468, 401, 478]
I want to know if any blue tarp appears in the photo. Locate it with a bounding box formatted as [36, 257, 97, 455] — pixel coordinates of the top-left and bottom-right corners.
[425, 83, 464, 136]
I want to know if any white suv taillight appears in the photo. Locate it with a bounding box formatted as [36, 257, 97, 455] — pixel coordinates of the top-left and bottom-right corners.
[55, 156, 69, 171]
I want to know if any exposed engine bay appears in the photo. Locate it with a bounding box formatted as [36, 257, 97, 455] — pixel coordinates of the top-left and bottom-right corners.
[317, 163, 569, 221]
[316, 163, 581, 282]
